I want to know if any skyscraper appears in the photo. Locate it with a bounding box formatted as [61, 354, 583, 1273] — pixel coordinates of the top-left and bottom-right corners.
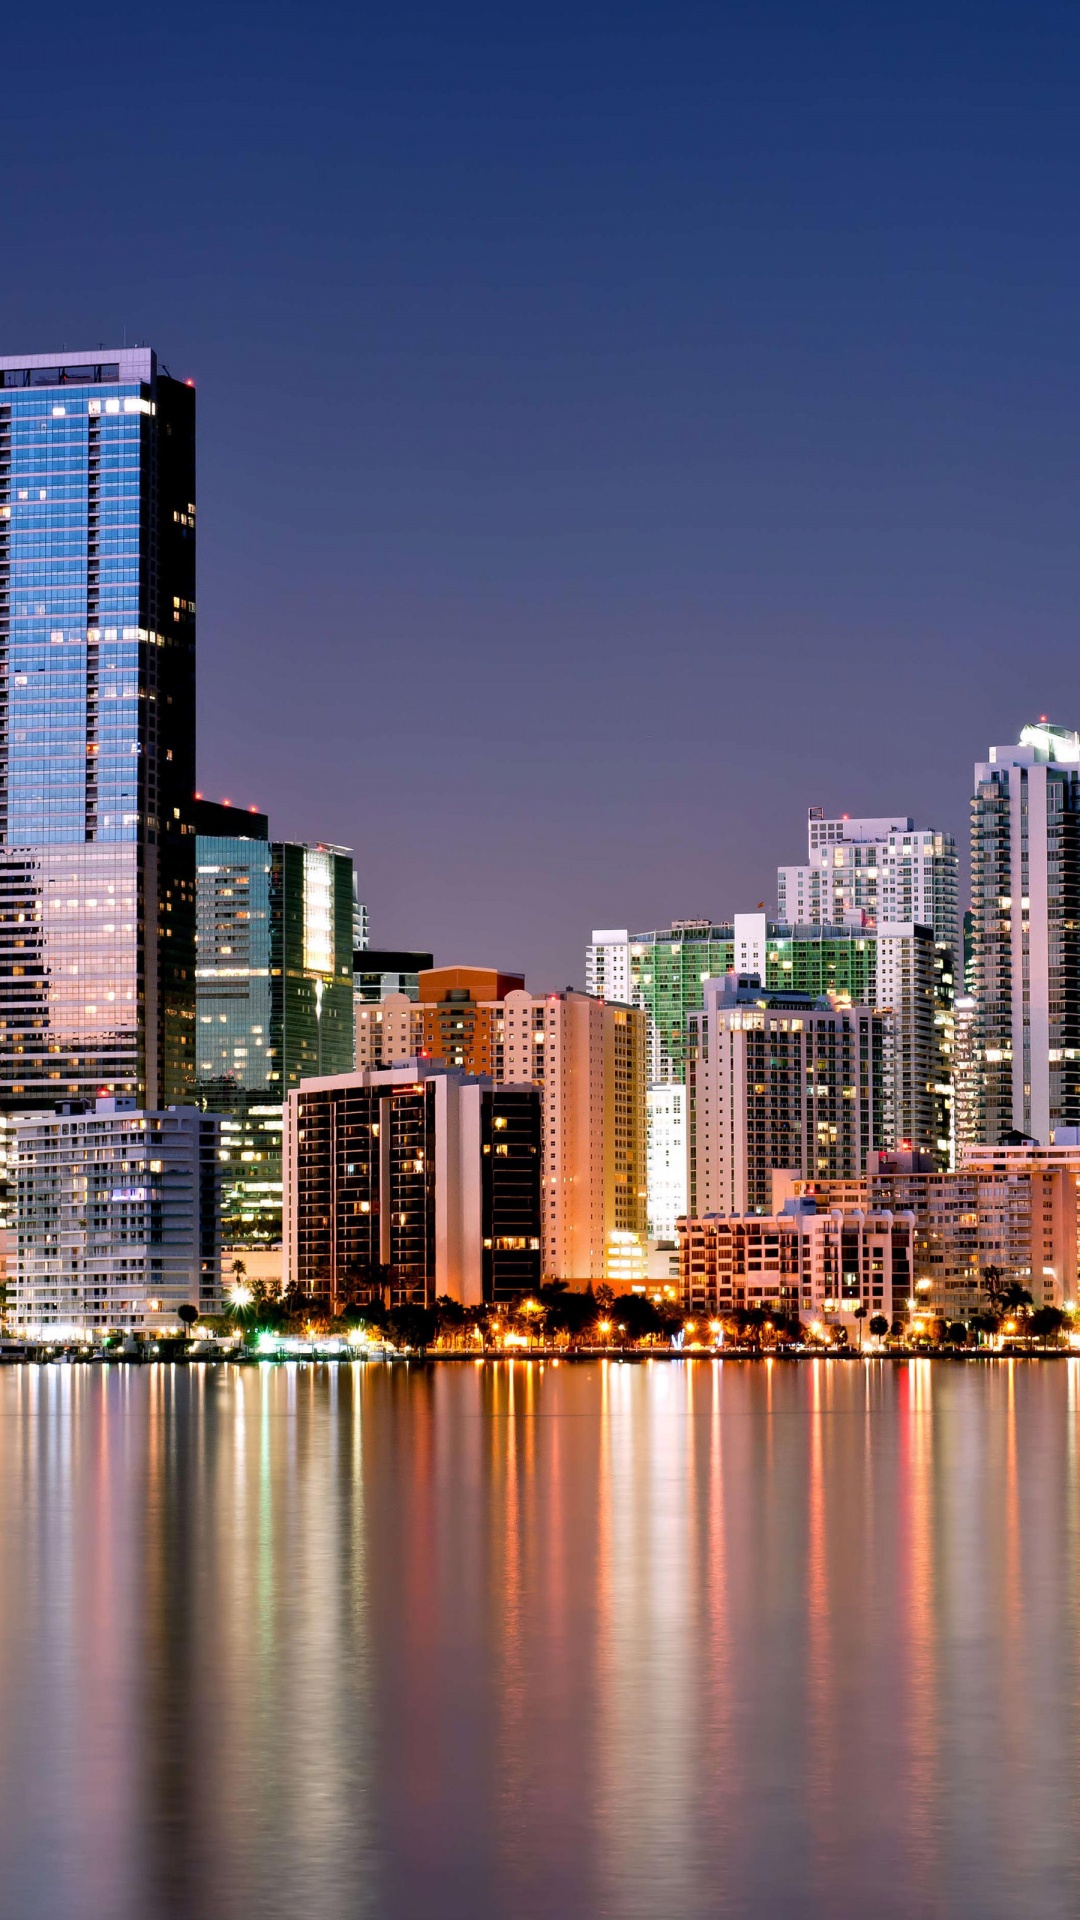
[0, 347, 196, 1109]
[687, 973, 886, 1214]
[971, 722, 1080, 1144]
[777, 809, 959, 958]
[193, 798, 355, 1245]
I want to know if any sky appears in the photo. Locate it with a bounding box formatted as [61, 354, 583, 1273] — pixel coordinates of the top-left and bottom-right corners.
[3, 0, 1080, 987]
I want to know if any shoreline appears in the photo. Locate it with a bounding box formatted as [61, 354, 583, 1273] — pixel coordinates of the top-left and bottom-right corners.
[0, 1346, 1072, 1366]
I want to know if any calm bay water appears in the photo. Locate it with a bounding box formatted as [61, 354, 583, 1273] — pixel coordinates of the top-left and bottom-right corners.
[1, 1358, 1079, 1918]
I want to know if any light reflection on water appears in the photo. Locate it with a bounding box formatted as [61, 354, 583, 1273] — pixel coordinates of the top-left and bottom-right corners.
[1, 1360, 1080, 1918]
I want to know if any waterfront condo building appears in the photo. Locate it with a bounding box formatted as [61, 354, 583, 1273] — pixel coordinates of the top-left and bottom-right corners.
[283, 1062, 542, 1310]
[495, 988, 648, 1287]
[687, 974, 887, 1215]
[355, 970, 649, 1287]
[782, 1137, 1079, 1319]
[13, 1095, 220, 1335]
[0, 347, 197, 1111]
[678, 1199, 914, 1335]
[971, 723, 1080, 1145]
[193, 798, 355, 1247]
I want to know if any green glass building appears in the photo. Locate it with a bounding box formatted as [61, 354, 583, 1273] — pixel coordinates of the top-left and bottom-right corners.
[193, 800, 355, 1247]
[620, 922, 877, 1082]
[592, 913, 950, 1166]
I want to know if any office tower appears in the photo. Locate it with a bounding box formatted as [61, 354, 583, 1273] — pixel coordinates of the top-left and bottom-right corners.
[193, 799, 355, 1246]
[687, 974, 886, 1215]
[0, 347, 197, 1111]
[777, 809, 959, 957]
[12, 1096, 219, 1336]
[678, 1199, 914, 1333]
[971, 723, 1080, 1144]
[500, 989, 648, 1287]
[283, 1063, 542, 1311]
[646, 1082, 687, 1239]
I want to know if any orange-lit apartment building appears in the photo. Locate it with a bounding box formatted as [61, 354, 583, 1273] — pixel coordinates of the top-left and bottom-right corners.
[357, 968, 647, 1285]
[774, 1138, 1080, 1316]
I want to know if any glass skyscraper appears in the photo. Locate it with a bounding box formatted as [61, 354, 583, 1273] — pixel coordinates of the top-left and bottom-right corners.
[193, 800, 355, 1245]
[0, 346, 196, 1110]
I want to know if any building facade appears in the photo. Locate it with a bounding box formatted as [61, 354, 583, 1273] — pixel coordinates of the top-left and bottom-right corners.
[589, 914, 949, 1155]
[952, 993, 983, 1153]
[785, 1137, 1080, 1318]
[646, 1081, 687, 1240]
[499, 989, 648, 1287]
[283, 1063, 542, 1311]
[193, 800, 354, 1247]
[13, 1096, 219, 1336]
[354, 970, 649, 1287]
[687, 974, 887, 1215]
[354, 947, 433, 1004]
[0, 347, 197, 1112]
[678, 1200, 914, 1333]
[971, 723, 1080, 1145]
[777, 809, 959, 957]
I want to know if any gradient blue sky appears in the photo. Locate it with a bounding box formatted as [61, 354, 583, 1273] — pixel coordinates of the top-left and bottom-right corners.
[3, 1, 1079, 985]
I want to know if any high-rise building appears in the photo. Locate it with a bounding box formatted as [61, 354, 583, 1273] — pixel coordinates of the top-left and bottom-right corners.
[588, 923, 732, 1082]
[359, 969, 649, 1285]
[585, 929, 635, 1006]
[413, 967, 525, 1072]
[687, 973, 887, 1215]
[193, 799, 354, 1246]
[501, 989, 647, 1287]
[952, 994, 983, 1153]
[971, 723, 1080, 1144]
[12, 1095, 219, 1336]
[646, 1081, 687, 1240]
[354, 965, 523, 1071]
[777, 809, 959, 957]
[0, 347, 197, 1111]
[732, 913, 950, 1166]
[354, 951, 435, 1072]
[283, 1063, 542, 1311]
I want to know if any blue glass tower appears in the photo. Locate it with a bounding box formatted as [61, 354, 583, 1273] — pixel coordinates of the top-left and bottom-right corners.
[0, 347, 196, 1108]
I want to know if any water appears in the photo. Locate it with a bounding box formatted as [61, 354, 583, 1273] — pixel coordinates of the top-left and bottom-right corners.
[1, 1358, 1079, 1919]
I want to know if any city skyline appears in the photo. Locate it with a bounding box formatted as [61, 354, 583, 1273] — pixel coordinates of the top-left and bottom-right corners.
[6, 2, 1080, 987]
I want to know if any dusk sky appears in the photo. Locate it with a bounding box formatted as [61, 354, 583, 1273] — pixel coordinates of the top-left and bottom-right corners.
[4, 0, 1080, 986]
